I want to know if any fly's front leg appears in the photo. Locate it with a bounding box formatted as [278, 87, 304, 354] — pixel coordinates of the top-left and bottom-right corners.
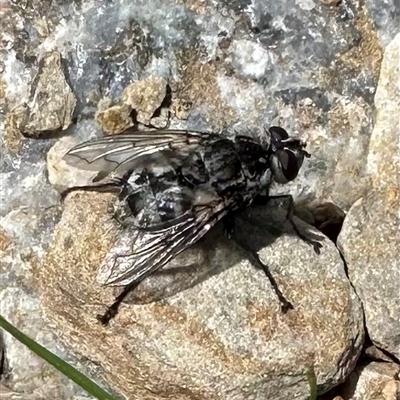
[222, 216, 293, 313]
[223, 214, 235, 239]
[267, 195, 323, 254]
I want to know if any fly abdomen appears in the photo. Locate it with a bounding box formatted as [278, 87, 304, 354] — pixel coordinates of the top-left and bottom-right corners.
[147, 172, 193, 223]
[154, 186, 193, 222]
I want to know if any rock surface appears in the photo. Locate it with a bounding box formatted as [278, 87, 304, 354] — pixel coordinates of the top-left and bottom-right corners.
[1, 1, 384, 214]
[95, 101, 134, 134]
[35, 193, 363, 400]
[337, 33, 400, 360]
[0, 0, 399, 399]
[122, 76, 168, 125]
[20, 51, 77, 137]
[0, 235, 98, 400]
[364, 0, 400, 45]
[339, 362, 400, 400]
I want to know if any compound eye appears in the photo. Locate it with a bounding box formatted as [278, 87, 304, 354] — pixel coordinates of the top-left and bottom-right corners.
[271, 149, 302, 183]
[269, 126, 289, 141]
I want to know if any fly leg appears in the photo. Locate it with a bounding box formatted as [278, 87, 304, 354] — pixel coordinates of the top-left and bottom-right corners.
[61, 172, 135, 227]
[60, 177, 126, 202]
[256, 194, 323, 254]
[97, 278, 142, 325]
[223, 216, 293, 313]
[61, 169, 135, 201]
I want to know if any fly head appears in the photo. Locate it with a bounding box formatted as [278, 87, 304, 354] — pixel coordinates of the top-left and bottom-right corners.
[267, 126, 311, 184]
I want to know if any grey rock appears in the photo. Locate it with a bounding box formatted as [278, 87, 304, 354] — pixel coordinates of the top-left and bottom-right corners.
[337, 34, 400, 359]
[95, 101, 134, 135]
[338, 361, 400, 400]
[1, 0, 384, 209]
[122, 76, 168, 125]
[36, 193, 363, 400]
[0, 285, 96, 400]
[20, 51, 76, 137]
[364, 0, 400, 46]
[1, 0, 396, 399]
[46, 119, 103, 193]
[0, 142, 60, 218]
[364, 345, 397, 363]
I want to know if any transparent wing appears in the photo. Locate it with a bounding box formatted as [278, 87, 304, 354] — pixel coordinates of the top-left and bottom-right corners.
[64, 129, 212, 174]
[97, 201, 228, 287]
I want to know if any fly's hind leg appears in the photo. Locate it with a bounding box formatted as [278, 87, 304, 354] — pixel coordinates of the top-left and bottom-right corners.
[60, 180, 123, 201]
[223, 216, 293, 313]
[97, 250, 145, 325]
[97, 279, 142, 325]
[61, 170, 134, 201]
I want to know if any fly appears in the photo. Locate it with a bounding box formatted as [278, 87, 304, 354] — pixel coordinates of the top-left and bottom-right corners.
[62, 127, 322, 324]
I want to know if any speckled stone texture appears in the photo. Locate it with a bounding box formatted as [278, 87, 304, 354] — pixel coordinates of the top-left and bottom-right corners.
[19, 51, 77, 136]
[0, 0, 399, 399]
[339, 362, 400, 400]
[337, 33, 400, 360]
[34, 193, 363, 400]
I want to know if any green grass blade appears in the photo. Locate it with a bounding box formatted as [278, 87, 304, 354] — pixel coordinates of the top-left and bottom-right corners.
[307, 365, 318, 400]
[0, 314, 119, 400]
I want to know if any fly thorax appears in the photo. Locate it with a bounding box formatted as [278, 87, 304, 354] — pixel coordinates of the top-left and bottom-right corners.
[234, 137, 270, 184]
[180, 152, 209, 186]
[202, 138, 245, 195]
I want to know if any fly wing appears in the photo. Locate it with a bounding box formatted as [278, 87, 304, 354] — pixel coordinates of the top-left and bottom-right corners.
[64, 129, 212, 174]
[97, 201, 228, 287]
